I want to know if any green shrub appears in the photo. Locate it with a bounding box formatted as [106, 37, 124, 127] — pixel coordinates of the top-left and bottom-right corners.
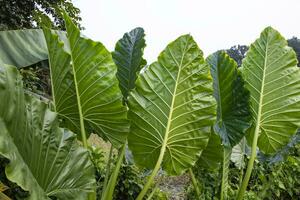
[187, 144, 300, 200]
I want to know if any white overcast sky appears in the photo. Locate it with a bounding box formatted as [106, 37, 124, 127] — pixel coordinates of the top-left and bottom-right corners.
[74, 0, 300, 62]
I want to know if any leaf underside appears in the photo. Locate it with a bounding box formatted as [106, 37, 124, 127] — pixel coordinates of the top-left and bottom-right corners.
[242, 27, 300, 154]
[43, 14, 129, 147]
[128, 35, 216, 175]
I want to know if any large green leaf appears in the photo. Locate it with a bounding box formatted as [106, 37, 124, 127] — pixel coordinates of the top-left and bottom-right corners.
[0, 64, 25, 134]
[207, 51, 251, 148]
[43, 28, 80, 135]
[203, 51, 251, 200]
[0, 29, 67, 68]
[128, 34, 216, 175]
[0, 64, 95, 199]
[242, 27, 300, 154]
[112, 27, 147, 101]
[43, 13, 129, 147]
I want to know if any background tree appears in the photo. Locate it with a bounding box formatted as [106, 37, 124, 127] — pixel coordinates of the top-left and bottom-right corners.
[288, 37, 300, 67]
[0, 0, 83, 97]
[226, 45, 249, 67]
[0, 0, 82, 30]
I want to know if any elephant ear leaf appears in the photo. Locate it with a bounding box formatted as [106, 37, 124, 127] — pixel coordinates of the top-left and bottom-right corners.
[0, 29, 67, 68]
[205, 51, 251, 200]
[242, 27, 300, 154]
[0, 64, 95, 200]
[207, 50, 251, 148]
[43, 12, 129, 147]
[128, 34, 216, 175]
[112, 27, 146, 101]
[0, 29, 48, 68]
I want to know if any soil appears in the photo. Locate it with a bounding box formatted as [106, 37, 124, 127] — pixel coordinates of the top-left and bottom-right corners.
[158, 174, 190, 200]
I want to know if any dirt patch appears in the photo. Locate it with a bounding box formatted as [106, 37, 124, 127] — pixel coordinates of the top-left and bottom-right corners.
[158, 174, 190, 200]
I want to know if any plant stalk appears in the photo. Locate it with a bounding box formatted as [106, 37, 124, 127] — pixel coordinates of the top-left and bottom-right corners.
[236, 125, 259, 200]
[146, 186, 158, 200]
[102, 144, 126, 200]
[238, 167, 244, 188]
[189, 168, 201, 199]
[136, 144, 167, 200]
[79, 115, 88, 147]
[101, 145, 113, 200]
[220, 147, 232, 200]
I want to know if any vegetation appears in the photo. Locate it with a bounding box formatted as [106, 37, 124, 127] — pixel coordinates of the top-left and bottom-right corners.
[0, 9, 300, 200]
[0, 0, 82, 30]
[187, 135, 300, 199]
[287, 37, 300, 67]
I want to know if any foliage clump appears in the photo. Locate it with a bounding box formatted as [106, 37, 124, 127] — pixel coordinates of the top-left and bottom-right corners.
[187, 137, 300, 200]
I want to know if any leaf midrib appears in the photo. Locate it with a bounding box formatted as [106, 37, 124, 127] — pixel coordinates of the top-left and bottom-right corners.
[254, 37, 269, 137]
[163, 39, 190, 158]
[127, 33, 138, 92]
[67, 34, 87, 146]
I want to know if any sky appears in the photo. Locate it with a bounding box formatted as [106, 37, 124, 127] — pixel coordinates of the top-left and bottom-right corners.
[74, 0, 300, 62]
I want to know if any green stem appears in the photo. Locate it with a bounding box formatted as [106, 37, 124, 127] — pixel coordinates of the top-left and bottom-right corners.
[101, 145, 113, 200]
[220, 147, 232, 200]
[238, 165, 244, 188]
[236, 125, 259, 200]
[146, 186, 158, 200]
[189, 168, 201, 199]
[78, 112, 88, 148]
[102, 144, 126, 200]
[136, 144, 167, 200]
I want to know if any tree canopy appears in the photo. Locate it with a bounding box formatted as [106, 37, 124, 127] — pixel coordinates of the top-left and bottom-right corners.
[0, 0, 82, 30]
[226, 45, 249, 67]
[288, 37, 300, 67]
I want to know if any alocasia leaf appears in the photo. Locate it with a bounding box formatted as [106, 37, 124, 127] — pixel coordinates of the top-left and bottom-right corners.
[43, 13, 129, 147]
[0, 29, 67, 68]
[128, 34, 216, 175]
[112, 27, 147, 101]
[238, 26, 300, 199]
[207, 50, 251, 148]
[205, 51, 251, 200]
[0, 64, 95, 200]
[242, 27, 300, 154]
